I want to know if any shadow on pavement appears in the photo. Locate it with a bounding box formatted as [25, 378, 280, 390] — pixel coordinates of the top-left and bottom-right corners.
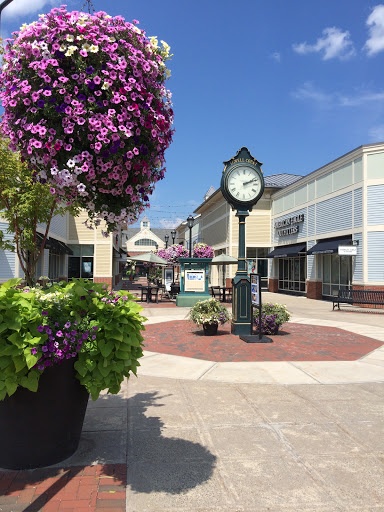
[127, 391, 217, 494]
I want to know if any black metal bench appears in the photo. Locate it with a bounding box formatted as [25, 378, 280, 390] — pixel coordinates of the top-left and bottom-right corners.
[333, 289, 384, 310]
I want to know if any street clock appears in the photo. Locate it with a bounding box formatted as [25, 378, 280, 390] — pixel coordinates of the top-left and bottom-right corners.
[220, 147, 265, 335]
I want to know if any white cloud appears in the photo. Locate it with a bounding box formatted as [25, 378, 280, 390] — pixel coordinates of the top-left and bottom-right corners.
[292, 82, 333, 106]
[339, 90, 384, 106]
[369, 125, 384, 140]
[293, 82, 384, 108]
[365, 4, 384, 56]
[2, 0, 58, 20]
[158, 218, 184, 229]
[293, 27, 355, 60]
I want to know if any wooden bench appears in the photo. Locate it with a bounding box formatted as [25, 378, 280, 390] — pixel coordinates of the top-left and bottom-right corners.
[333, 289, 384, 310]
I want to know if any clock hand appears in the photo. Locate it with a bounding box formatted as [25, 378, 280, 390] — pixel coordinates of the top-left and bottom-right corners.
[243, 178, 257, 186]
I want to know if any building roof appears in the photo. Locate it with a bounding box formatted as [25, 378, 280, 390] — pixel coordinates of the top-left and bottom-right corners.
[125, 227, 176, 243]
[264, 173, 303, 188]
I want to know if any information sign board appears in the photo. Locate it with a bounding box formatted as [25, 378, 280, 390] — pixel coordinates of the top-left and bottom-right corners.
[250, 273, 260, 306]
[184, 270, 205, 292]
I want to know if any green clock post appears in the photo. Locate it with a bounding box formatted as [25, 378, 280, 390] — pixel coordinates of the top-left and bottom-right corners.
[220, 147, 265, 335]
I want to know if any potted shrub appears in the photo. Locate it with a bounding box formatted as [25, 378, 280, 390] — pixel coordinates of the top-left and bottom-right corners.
[253, 302, 291, 335]
[0, 278, 145, 469]
[188, 298, 231, 336]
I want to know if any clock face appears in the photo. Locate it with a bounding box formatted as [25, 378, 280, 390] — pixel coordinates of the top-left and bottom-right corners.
[227, 165, 262, 203]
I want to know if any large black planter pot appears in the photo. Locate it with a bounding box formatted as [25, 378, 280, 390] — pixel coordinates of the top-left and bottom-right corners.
[0, 358, 89, 470]
[203, 322, 218, 336]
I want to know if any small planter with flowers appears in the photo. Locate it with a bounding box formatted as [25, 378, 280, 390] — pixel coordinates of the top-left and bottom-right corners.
[188, 298, 231, 336]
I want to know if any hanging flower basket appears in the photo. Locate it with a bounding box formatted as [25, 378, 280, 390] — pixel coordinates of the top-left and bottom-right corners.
[0, 6, 174, 233]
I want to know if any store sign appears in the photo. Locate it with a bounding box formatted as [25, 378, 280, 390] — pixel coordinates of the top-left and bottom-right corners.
[275, 214, 305, 237]
[338, 245, 357, 256]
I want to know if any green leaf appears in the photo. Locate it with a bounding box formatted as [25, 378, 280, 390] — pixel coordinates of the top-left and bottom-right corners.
[4, 315, 22, 331]
[5, 379, 18, 396]
[98, 361, 111, 377]
[74, 360, 87, 377]
[13, 355, 26, 373]
[1, 278, 22, 290]
[98, 340, 114, 358]
[8, 332, 24, 347]
[20, 370, 39, 392]
[85, 359, 96, 371]
[24, 351, 39, 370]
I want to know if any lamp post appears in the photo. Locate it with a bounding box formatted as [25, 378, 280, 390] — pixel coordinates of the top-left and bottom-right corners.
[186, 215, 195, 258]
[0, 0, 13, 28]
[164, 234, 169, 249]
[171, 229, 176, 245]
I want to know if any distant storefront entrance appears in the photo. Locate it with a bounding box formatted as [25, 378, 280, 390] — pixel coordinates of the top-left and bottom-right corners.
[267, 243, 307, 295]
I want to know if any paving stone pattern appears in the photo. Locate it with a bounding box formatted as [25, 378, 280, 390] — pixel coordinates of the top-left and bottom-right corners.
[143, 321, 383, 362]
[0, 463, 126, 511]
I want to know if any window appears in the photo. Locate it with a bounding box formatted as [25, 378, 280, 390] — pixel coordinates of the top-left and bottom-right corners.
[67, 245, 94, 280]
[246, 248, 270, 288]
[48, 253, 60, 281]
[134, 238, 157, 246]
[322, 254, 351, 297]
[278, 254, 306, 293]
[143, 221, 148, 227]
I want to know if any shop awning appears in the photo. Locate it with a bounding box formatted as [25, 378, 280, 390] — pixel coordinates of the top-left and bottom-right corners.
[57, 241, 73, 255]
[266, 243, 306, 258]
[306, 236, 352, 255]
[36, 233, 52, 250]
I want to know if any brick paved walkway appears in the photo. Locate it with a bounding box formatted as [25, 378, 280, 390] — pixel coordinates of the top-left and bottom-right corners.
[143, 320, 383, 362]
[0, 464, 126, 512]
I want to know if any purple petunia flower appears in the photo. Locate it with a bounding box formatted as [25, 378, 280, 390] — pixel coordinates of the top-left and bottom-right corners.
[86, 66, 95, 74]
[37, 325, 44, 332]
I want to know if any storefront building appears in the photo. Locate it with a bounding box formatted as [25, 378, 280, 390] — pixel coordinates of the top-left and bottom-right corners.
[268, 142, 384, 299]
[0, 210, 124, 289]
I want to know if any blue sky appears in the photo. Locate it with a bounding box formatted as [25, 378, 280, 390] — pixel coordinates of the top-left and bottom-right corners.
[2, 0, 384, 229]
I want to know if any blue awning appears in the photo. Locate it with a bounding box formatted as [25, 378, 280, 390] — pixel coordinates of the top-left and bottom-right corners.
[266, 243, 306, 258]
[306, 236, 352, 255]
